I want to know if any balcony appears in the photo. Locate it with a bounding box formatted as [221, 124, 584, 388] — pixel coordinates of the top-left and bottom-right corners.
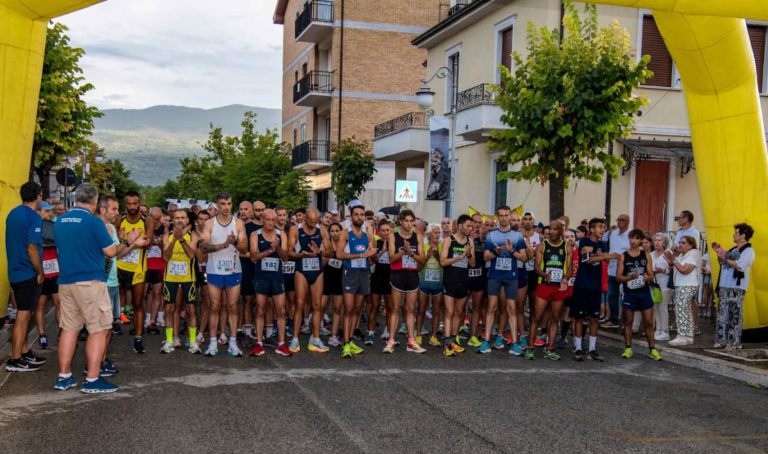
[373, 112, 430, 162]
[455, 83, 508, 142]
[413, 0, 513, 49]
[292, 140, 332, 170]
[295, 0, 334, 43]
[293, 70, 334, 107]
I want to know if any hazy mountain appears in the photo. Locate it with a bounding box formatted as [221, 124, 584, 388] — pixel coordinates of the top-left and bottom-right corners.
[93, 104, 281, 186]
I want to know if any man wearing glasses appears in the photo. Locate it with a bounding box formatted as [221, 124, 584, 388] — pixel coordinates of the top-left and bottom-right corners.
[602, 215, 631, 329]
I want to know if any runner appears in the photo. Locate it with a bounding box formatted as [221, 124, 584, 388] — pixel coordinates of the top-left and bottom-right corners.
[527, 221, 573, 360]
[194, 210, 210, 345]
[387, 209, 426, 353]
[521, 211, 543, 347]
[558, 229, 579, 349]
[616, 229, 663, 360]
[116, 190, 156, 354]
[367, 221, 392, 345]
[511, 212, 533, 354]
[418, 226, 443, 348]
[324, 223, 345, 347]
[238, 201, 258, 344]
[199, 192, 248, 357]
[144, 207, 167, 334]
[440, 214, 475, 356]
[467, 214, 488, 348]
[249, 209, 292, 357]
[336, 205, 377, 358]
[275, 206, 296, 337]
[287, 208, 333, 353]
[160, 209, 201, 354]
[35, 201, 59, 349]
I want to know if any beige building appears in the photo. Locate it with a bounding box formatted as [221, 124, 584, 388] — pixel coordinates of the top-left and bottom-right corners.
[373, 0, 768, 231]
[273, 0, 439, 212]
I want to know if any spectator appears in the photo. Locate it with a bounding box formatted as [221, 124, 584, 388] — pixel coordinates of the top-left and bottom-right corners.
[713, 223, 755, 350]
[674, 210, 702, 333]
[35, 201, 59, 350]
[651, 233, 672, 341]
[54, 184, 119, 393]
[4, 182, 47, 372]
[576, 225, 587, 241]
[54, 204, 66, 219]
[701, 249, 714, 318]
[665, 235, 701, 346]
[602, 214, 631, 329]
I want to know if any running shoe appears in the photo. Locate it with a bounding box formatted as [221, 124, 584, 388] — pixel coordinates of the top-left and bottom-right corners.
[353, 329, 364, 341]
[398, 323, 407, 335]
[101, 360, 118, 375]
[320, 326, 331, 336]
[112, 323, 123, 335]
[621, 347, 633, 359]
[450, 341, 465, 353]
[587, 350, 604, 362]
[420, 326, 429, 335]
[22, 352, 45, 365]
[124, 306, 133, 317]
[328, 336, 341, 347]
[218, 334, 228, 345]
[249, 343, 265, 356]
[492, 336, 505, 350]
[188, 342, 202, 354]
[415, 335, 422, 346]
[119, 313, 130, 324]
[556, 336, 567, 349]
[574, 350, 584, 361]
[173, 337, 182, 349]
[383, 341, 395, 353]
[308, 338, 329, 353]
[82, 365, 114, 378]
[436, 322, 444, 335]
[341, 344, 353, 358]
[365, 332, 375, 345]
[37, 334, 48, 349]
[519, 336, 528, 349]
[407, 341, 426, 354]
[264, 336, 279, 349]
[533, 337, 545, 347]
[54, 375, 77, 391]
[289, 338, 301, 353]
[525, 348, 535, 360]
[429, 335, 441, 347]
[133, 338, 145, 354]
[80, 377, 118, 394]
[276, 343, 292, 356]
[444, 345, 455, 356]
[467, 336, 482, 348]
[195, 332, 204, 344]
[227, 344, 243, 357]
[425, 309, 433, 320]
[236, 330, 244, 344]
[509, 343, 524, 356]
[349, 341, 363, 355]
[204, 343, 219, 357]
[147, 323, 160, 335]
[543, 349, 561, 361]
[477, 341, 491, 354]
[6, 358, 40, 372]
[502, 332, 513, 345]
[380, 329, 390, 340]
[649, 348, 663, 361]
[160, 340, 175, 354]
[748, 382, 767, 390]
[491, 325, 498, 336]
[300, 324, 311, 335]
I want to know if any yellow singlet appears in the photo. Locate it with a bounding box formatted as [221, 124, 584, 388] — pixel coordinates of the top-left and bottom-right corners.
[164, 231, 194, 283]
[116, 214, 147, 273]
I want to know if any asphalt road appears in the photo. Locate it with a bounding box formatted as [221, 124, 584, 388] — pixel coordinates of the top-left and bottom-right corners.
[1, 319, 767, 454]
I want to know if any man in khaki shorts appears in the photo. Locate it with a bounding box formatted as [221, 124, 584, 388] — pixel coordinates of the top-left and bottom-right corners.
[53, 184, 119, 394]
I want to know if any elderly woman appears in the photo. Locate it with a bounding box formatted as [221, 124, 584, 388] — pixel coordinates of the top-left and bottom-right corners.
[713, 223, 755, 350]
[664, 236, 701, 346]
[651, 233, 672, 341]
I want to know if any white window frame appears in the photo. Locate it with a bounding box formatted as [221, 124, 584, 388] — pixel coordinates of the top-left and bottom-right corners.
[445, 42, 462, 114]
[300, 119, 307, 143]
[494, 15, 517, 85]
[746, 19, 768, 96]
[489, 152, 509, 213]
[637, 9, 681, 90]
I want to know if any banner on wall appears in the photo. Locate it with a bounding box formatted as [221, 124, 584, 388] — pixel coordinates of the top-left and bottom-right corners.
[426, 116, 450, 201]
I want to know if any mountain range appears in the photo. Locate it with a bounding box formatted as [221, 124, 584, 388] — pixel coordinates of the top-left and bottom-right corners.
[92, 104, 281, 186]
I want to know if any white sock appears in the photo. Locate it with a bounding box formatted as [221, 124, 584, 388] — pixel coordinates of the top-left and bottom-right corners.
[229, 337, 237, 347]
[145, 314, 151, 323]
[589, 336, 597, 351]
[574, 337, 582, 351]
[59, 373, 72, 379]
[266, 326, 274, 337]
[209, 338, 216, 346]
[158, 311, 164, 320]
[303, 317, 310, 326]
[86, 377, 98, 383]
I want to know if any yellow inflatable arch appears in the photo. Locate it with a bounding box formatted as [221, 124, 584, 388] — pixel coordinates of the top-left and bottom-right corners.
[1, 0, 767, 329]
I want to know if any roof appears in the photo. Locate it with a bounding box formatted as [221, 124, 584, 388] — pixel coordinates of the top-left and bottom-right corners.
[274, 0, 289, 25]
[412, 0, 492, 47]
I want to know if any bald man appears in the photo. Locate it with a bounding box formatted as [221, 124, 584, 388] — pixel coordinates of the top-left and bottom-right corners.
[253, 201, 266, 228]
[238, 201, 258, 343]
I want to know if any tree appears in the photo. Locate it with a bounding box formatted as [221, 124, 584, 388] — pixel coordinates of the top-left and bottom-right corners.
[144, 179, 181, 209]
[31, 22, 103, 198]
[330, 137, 377, 211]
[490, 3, 651, 219]
[276, 169, 311, 213]
[104, 158, 141, 206]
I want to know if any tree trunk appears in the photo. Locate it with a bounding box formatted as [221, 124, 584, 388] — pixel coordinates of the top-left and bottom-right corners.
[33, 165, 52, 200]
[549, 154, 566, 220]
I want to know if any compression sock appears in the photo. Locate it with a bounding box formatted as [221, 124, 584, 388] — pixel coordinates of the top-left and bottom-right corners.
[561, 321, 571, 338]
[166, 327, 173, 344]
[189, 327, 197, 343]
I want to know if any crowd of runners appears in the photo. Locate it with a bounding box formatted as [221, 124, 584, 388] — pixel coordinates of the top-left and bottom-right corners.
[4, 181, 756, 394]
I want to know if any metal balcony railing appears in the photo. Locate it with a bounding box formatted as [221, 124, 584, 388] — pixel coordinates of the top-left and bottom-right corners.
[295, 0, 334, 39]
[374, 112, 429, 139]
[293, 70, 334, 104]
[456, 83, 494, 111]
[292, 140, 331, 167]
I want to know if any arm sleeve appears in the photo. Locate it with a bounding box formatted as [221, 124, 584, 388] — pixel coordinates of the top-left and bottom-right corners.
[27, 213, 42, 245]
[95, 220, 115, 250]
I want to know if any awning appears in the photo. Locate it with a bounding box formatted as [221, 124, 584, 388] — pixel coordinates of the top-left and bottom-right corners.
[618, 138, 695, 177]
[306, 173, 332, 191]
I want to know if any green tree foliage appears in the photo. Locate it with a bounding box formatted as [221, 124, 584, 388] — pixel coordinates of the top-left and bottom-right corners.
[144, 180, 181, 209]
[71, 142, 140, 207]
[490, 3, 651, 219]
[32, 22, 103, 198]
[104, 159, 141, 206]
[330, 137, 377, 207]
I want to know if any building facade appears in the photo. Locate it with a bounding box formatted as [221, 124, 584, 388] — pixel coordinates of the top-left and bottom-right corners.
[273, 0, 440, 214]
[373, 0, 768, 230]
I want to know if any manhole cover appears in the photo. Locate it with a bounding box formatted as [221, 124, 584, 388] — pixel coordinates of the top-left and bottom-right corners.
[706, 349, 768, 362]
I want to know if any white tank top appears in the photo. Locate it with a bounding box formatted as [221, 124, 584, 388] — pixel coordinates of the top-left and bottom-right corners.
[206, 216, 242, 275]
[524, 232, 541, 271]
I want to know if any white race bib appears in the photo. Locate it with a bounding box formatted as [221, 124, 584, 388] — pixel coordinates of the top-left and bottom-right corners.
[568, 277, 575, 287]
[469, 268, 481, 278]
[329, 258, 343, 269]
[283, 261, 295, 274]
[147, 246, 162, 258]
[168, 261, 189, 276]
[350, 258, 367, 268]
[378, 252, 390, 264]
[495, 258, 512, 271]
[425, 269, 441, 282]
[402, 254, 417, 269]
[517, 259, 525, 268]
[627, 267, 645, 289]
[303, 257, 320, 271]
[261, 257, 279, 272]
[546, 267, 564, 283]
[43, 259, 59, 275]
[119, 249, 140, 264]
[215, 258, 236, 273]
[454, 256, 468, 269]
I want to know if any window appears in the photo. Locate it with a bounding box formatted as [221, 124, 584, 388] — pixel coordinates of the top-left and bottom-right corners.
[447, 51, 460, 109]
[748, 24, 766, 93]
[300, 123, 306, 143]
[301, 62, 308, 77]
[293, 128, 297, 146]
[493, 160, 508, 210]
[641, 15, 673, 88]
[501, 27, 514, 72]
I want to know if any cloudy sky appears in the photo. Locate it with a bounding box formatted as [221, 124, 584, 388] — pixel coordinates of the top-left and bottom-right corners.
[59, 0, 283, 110]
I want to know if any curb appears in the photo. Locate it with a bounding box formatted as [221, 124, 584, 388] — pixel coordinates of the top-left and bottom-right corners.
[598, 329, 768, 384]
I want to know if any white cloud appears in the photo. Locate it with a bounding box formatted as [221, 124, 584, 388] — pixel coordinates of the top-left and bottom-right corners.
[58, 0, 283, 110]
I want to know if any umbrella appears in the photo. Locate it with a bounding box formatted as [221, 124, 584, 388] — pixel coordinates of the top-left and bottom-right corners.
[379, 205, 401, 216]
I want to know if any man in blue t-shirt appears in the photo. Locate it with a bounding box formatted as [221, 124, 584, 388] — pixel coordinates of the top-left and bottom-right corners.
[478, 206, 529, 354]
[53, 184, 119, 394]
[4, 182, 47, 372]
[570, 217, 611, 362]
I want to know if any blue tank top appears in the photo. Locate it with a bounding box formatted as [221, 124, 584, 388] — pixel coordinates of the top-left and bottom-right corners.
[294, 223, 324, 274]
[344, 226, 369, 269]
[253, 228, 284, 281]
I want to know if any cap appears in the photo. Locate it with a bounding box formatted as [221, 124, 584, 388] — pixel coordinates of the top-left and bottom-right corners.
[536, 222, 544, 228]
[375, 212, 385, 218]
[523, 210, 535, 218]
[330, 209, 339, 215]
[348, 199, 362, 208]
[40, 201, 55, 210]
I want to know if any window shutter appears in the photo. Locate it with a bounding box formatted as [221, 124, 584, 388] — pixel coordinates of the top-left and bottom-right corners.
[642, 16, 673, 87]
[748, 25, 766, 93]
[501, 27, 513, 71]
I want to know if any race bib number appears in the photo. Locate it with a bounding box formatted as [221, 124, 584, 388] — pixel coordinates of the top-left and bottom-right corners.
[168, 261, 189, 276]
[119, 249, 140, 264]
[525, 259, 535, 272]
[517, 259, 525, 269]
[469, 268, 482, 278]
[283, 261, 295, 274]
[627, 268, 645, 289]
[425, 269, 441, 282]
[147, 246, 162, 258]
[454, 256, 468, 269]
[329, 258, 343, 269]
[215, 258, 236, 273]
[546, 267, 564, 283]
[495, 258, 512, 271]
[43, 259, 59, 275]
[261, 257, 279, 272]
[402, 254, 417, 269]
[303, 257, 320, 271]
[350, 258, 367, 268]
[568, 277, 575, 287]
[378, 252, 390, 264]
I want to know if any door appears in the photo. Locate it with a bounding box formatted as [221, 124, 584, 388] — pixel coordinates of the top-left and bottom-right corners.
[633, 160, 669, 233]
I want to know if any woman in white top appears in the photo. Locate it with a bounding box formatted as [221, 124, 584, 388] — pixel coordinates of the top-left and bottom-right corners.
[651, 233, 673, 341]
[664, 235, 701, 346]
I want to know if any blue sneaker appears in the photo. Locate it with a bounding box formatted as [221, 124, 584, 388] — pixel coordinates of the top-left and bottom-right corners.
[80, 377, 118, 394]
[101, 360, 118, 375]
[509, 342, 524, 356]
[519, 336, 528, 349]
[478, 341, 491, 354]
[492, 335, 505, 350]
[82, 366, 115, 378]
[54, 375, 77, 391]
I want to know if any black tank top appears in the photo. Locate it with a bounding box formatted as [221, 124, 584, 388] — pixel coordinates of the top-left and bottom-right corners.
[622, 250, 649, 293]
[325, 248, 344, 280]
[539, 239, 567, 287]
[391, 231, 418, 271]
[372, 238, 391, 280]
[443, 235, 470, 283]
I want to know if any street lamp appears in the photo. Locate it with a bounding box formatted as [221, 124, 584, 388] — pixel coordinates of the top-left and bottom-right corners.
[416, 66, 458, 218]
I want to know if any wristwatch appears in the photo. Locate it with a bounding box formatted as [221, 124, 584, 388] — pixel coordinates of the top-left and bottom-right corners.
[179, 238, 186, 244]
[123, 240, 130, 246]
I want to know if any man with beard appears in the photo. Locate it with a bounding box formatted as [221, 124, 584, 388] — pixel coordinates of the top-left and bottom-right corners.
[509, 212, 533, 355]
[467, 214, 488, 348]
[238, 201, 258, 343]
[276, 206, 297, 337]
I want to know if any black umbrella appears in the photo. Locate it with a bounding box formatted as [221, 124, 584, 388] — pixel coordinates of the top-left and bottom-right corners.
[378, 205, 401, 216]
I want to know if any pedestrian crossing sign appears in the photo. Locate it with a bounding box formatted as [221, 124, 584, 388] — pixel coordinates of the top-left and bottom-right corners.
[396, 180, 418, 203]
